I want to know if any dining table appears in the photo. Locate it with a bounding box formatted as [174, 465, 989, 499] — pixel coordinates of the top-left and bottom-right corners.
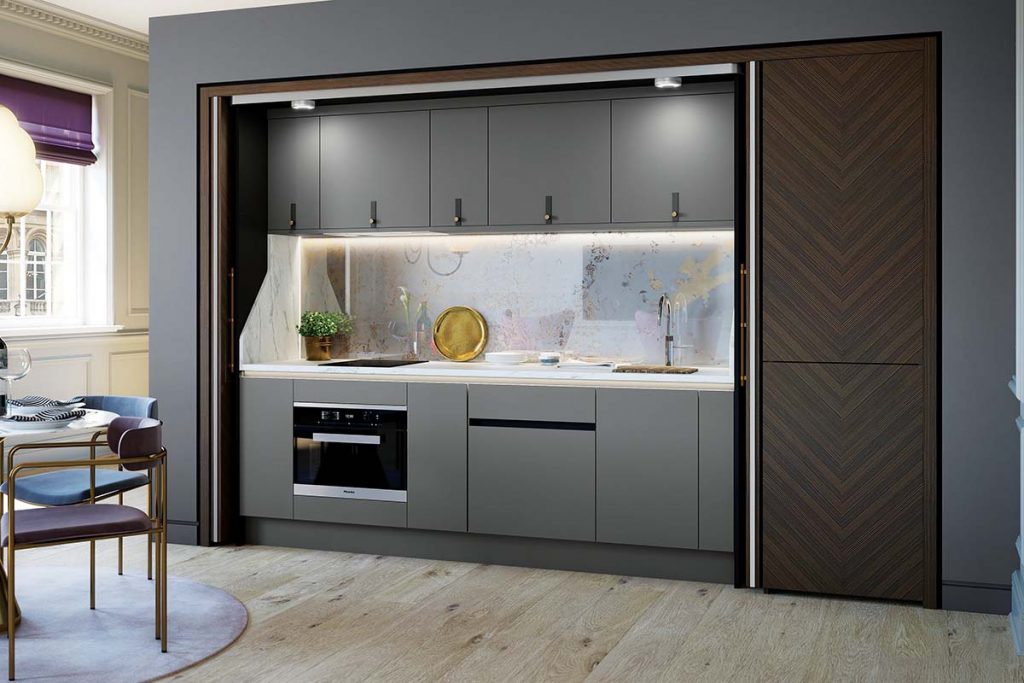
[0, 408, 120, 632]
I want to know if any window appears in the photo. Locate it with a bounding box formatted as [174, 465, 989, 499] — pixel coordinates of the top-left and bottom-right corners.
[0, 160, 82, 322]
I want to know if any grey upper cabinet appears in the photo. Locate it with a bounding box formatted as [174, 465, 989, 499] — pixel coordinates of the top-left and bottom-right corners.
[488, 100, 611, 226]
[240, 377, 294, 520]
[320, 110, 430, 230]
[699, 391, 734, 552]
[611, 94, 734, 224]
[268, 116, 319, 230]
[407, 383, 468, 532]
[430, 108, 488, 229]
[596, 388, 698, 549]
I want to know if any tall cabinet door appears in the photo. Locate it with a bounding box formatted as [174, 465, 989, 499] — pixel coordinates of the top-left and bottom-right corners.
[268, 116, 319, 230]
[611, 94, 734, 224]
[760, 46, 936, 604]
[320, 111, 430, 230]
[430, 108, 488, 229]
[488, 100, 610, 226]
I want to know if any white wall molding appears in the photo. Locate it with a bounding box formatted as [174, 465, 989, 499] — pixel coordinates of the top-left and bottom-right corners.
[11, 331, 149, 399]
[0, 0, 148, 61]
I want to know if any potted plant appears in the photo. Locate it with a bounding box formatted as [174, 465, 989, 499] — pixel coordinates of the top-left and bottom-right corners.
[329, 310, 355, 356]
[298, 311, 340, 361]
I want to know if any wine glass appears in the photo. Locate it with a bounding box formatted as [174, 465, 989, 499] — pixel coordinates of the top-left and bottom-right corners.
[0, 348, 31, 418]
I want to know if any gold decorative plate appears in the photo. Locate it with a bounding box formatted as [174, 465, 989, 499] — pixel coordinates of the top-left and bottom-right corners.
[433, 306, 488, 361]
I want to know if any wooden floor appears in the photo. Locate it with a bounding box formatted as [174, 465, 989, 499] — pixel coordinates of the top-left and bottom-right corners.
[14, 491, 1024, 682]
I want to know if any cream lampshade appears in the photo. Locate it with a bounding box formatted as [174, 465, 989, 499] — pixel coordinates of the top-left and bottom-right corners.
[0, 105, 43, 254]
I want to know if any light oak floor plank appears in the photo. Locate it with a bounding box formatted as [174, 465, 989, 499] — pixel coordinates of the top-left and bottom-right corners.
[6, 488, 1022, 682]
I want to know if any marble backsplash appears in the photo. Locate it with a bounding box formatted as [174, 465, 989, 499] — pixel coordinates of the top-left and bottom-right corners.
[242, 231, 735, 367]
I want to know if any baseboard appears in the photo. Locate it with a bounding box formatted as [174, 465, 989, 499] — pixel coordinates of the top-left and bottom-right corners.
[243, 517, 734, 584]
[167, 521, 198, 546]
[942, 581, 1011, 615]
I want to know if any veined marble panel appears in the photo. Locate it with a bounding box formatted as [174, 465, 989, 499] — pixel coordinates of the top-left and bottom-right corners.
[312, 231, 734, 366]
[239, 235, 302, 364]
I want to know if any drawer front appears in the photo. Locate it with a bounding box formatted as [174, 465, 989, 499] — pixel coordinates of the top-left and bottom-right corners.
[293, 496, 407, 528]
[468, 385, 595, 423]
[468, 425, 595, 542]
[293, 380, 407, 406]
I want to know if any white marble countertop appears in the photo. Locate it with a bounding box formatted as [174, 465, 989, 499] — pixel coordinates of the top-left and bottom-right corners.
[240, 359, 734, 391]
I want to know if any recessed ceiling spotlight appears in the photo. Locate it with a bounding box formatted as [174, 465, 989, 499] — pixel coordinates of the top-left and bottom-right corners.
[654, 77, 683, 89]
[291, 99, 316, 111]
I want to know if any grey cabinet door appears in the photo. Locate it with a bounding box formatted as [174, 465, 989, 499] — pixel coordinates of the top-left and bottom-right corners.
[268, 116, 320, 230]
[430, 108, 488, 228]
[488, 100, 610, 226]
[239, 377, 294, 519]
[698, 391, 734, 552]
[320, 111, 430, 229]
[468, 425, 595, 541]
[611, 94, 734, 224]
[596, 388, 698, 549]
[408, 383, 467, 532]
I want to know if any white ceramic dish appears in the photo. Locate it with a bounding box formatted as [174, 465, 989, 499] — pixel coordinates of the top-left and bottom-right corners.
[484, 351, 528, 365]
[0, 417, 78, 431]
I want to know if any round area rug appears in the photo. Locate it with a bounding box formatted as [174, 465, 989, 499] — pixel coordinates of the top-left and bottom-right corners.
[0, 566, 247, 682]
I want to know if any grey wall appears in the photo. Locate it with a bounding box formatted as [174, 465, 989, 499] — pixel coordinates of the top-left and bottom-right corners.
[149, 0, 1018, 611]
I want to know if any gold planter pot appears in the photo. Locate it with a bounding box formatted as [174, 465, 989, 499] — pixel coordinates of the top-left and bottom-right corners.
[303, 336, 333, 361]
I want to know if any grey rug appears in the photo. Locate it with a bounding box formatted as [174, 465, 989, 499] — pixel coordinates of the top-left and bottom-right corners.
[1, 566, 247, 682]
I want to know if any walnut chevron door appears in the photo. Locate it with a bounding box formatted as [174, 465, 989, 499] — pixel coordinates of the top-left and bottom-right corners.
[759, 42, 937, 605]
[762, 363, 924, 600]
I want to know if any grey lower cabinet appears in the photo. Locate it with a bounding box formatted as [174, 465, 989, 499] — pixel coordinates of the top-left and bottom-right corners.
[488, 100, 611, 226]
[239, 377, 294, 519]
[320, 110, 430, 230]
[596, 388, 699, 549]
[698, 391, 734, 552]
[430, 108, 488, 229]
[267, 116, 319, 230]
[468, 425, 596, 542]
[407, 383, 467, 532]
[611, 94, 734, 224]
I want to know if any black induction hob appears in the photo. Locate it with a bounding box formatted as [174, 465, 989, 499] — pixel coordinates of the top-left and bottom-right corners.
[320, 359, 429, 368]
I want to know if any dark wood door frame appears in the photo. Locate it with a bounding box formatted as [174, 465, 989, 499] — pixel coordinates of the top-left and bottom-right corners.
[195, 33, 938, 605]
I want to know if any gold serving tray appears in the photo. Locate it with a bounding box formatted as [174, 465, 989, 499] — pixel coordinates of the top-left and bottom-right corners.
[433, 306, 488, 361]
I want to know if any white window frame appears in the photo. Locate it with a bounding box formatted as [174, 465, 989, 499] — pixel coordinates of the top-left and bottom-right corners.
[0, 57, 117, 337]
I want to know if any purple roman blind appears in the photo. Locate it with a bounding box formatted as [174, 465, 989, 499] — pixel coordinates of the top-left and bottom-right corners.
[0, 74, 95, 165]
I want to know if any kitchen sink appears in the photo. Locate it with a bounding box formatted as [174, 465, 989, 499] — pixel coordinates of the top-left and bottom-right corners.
[320, 359, 429, 368]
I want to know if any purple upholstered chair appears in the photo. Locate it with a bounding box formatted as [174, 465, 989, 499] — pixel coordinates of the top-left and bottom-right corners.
[2, 417, 168, 679]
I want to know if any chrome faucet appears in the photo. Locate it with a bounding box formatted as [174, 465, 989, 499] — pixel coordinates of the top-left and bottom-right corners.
[658, 295, 673, 366]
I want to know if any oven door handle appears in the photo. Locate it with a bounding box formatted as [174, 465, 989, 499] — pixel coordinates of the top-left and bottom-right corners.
[310, 432, 382, 446]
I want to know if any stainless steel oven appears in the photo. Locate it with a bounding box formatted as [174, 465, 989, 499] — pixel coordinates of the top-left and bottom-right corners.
[293, 402, 407, 502]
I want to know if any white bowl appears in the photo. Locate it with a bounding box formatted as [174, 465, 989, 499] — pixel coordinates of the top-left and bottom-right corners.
[484, 351, 528, 364]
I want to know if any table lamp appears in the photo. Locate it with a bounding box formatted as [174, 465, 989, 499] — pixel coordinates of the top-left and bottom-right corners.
[0, 105, 42, 255]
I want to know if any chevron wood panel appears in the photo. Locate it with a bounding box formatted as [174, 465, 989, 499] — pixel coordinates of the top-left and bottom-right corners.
[762, 362, 923, 601]
[762, 51, 925, 364]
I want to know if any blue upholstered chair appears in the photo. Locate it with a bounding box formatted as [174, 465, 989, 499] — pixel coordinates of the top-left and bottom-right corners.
[0, 395, 159, 579]
[4, 416, 169, 679]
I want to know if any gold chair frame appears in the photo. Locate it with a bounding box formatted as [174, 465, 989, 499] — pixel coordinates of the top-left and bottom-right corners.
[0, 432, 157, 595]
[2, 441, 168, 680]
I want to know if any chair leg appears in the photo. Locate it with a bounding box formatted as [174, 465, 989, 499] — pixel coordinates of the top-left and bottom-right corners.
[117, 493, 123, 576]
[160, 530, 167, 653]
[154, 532, 160, 640]
[7, 545, 14, 681]
[147, 487, 153, 581]
[89, 540, 95, 610]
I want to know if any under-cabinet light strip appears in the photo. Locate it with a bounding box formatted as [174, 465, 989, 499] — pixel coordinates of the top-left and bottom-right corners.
[231, 64, 738, 106]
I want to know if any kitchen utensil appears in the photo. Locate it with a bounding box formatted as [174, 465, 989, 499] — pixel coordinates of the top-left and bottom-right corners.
[433, 306, 488, 361]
